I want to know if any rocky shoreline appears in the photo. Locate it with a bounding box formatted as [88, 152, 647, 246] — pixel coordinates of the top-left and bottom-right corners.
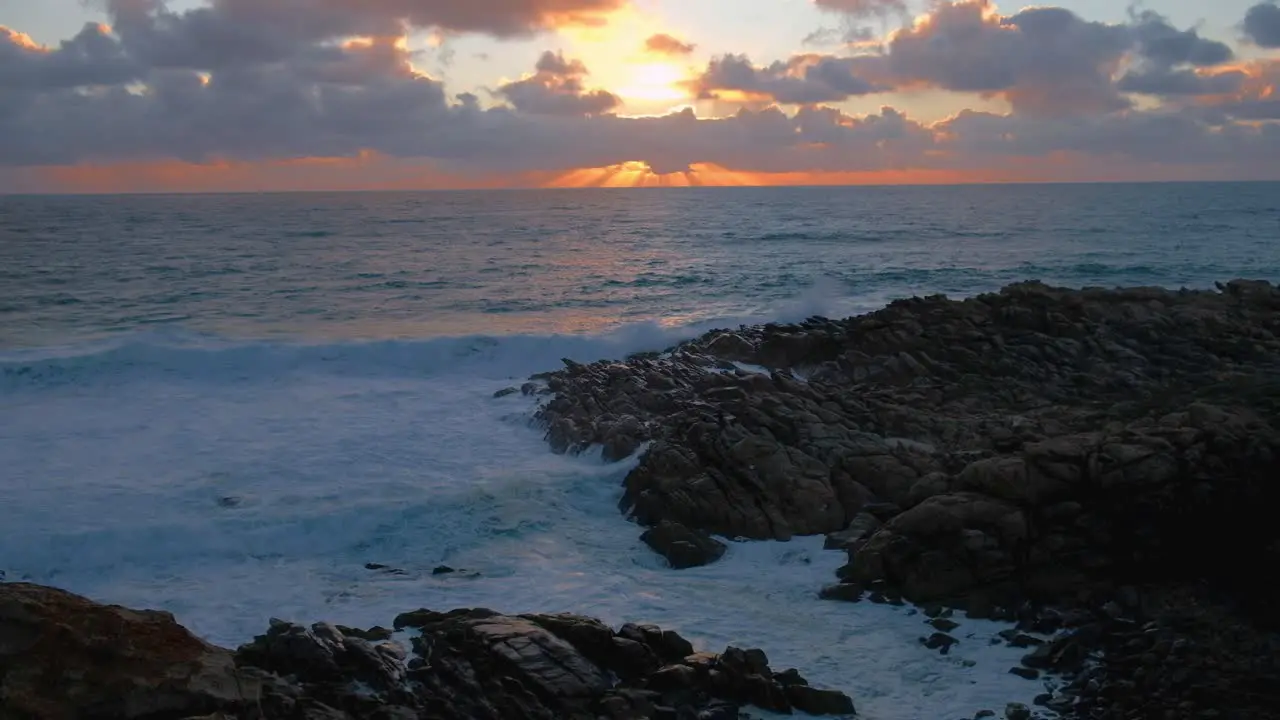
[529, 280, 1280, 718]
[6, 280, 1280, 719]
[0, 582, 855, 719]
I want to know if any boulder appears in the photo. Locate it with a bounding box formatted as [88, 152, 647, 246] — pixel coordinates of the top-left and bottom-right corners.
[0, 583, 260, 719]
[823, 512, 882, 551]
[640, 520, 727, 569]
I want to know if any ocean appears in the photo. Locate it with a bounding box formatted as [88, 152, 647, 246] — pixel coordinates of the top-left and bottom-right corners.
[2, 183, 1278, 718]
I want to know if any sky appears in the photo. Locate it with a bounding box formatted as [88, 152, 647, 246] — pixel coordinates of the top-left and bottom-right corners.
[1, 0, 1279, 192]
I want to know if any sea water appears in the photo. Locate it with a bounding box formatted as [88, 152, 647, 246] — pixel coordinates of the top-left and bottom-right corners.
[2, 184, 1278, 718]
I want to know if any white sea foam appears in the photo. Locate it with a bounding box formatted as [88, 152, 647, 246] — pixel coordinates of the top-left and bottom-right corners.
[0, 329, 1048, 720]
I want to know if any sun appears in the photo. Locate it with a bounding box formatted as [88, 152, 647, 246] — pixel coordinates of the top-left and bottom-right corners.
[555, 5, 692, 105]
[617, 62, 688, 102]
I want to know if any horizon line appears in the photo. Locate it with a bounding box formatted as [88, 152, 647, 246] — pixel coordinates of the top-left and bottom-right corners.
[5, 177, 1280, 198]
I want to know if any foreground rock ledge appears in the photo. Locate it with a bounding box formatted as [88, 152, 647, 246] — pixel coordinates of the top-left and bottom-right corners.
[0, 582, 855, 720]
[533, 280, 1280, 611]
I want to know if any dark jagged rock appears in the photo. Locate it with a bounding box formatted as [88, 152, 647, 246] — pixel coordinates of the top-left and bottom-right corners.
[1025, 584, 1280, 720]
[0, 582, 856, 720]
[822, 511, 881, 551]
[531, 280, 1280, 720]
[533, 280, 1280, 604]
[640, 520, 727, 569]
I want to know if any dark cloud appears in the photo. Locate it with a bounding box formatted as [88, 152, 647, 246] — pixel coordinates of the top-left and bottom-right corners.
[1128, 10, 1233, 66]
[692, 54, 883, 105]
[1113, 11, 1238, 98]
[1116, 67, 1246, 96]
[696, 1, 1134, 115]
[495, 51, 619, 115]
[645, 33, 695, 55]
[1205, 60, 1280, 120]
[801, 25, 876, 47]
[703, 2, 1245, 112]
[1, 0, 1278, 183]
[108, 0, 627, 45]
[0, 23, 140, 91]
[812, 0, 907, 20]
[1243, 2, 1280, 47]
[878, 2, 1133, 116]
[936, 108, 1280, 170]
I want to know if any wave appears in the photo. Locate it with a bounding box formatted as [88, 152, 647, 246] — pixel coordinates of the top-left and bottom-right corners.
[0, 281, 868, 391]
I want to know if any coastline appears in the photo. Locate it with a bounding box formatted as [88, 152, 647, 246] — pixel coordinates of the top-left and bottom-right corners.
[5, 279, 1280, 719]
[527, 278, 1280, 717]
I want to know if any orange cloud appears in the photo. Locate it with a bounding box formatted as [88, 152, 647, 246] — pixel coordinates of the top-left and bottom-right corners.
[9, 148, 1278, 196]
[644, 33, 695, 56]
[9, 153, 555, 194]
[1, 25, 43, 51]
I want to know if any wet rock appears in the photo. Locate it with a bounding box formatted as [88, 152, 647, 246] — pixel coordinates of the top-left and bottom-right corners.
[336, 625, 394, 642]
[524, 281, 1280, 720]
[929, 617, 960, 632]
[493, 386, 518, 398]
[823, 512, 882, 551]
[819, 582, 865, 603]
[640, 520, 727, 569]
[0, 584, 862, 720]
[532, 279, 1280, 621]
[1009, 666, 1040, 680]
[704, 332, 755, 361]
[786, 684, 857, 715]
[921, 632, 959, 654]
[1005, 702, 1031, 720]
[0, 583, 261, 719]
[1008, 633, 1042, 649]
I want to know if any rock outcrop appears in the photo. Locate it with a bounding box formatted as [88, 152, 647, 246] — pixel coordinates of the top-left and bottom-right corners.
[529, 278, 1280, 720]
[0, 583, 261, 719]
[533, 281, 1280, 605]
[0, 582, 855, 720]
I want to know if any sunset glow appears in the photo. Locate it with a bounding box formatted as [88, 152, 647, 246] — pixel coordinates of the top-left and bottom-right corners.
[2, 0, 1279, 193]
[617, 62, 690, 101]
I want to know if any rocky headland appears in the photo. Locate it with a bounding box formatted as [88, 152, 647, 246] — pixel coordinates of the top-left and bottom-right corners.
[531, 279, 1280, 718]
[7, 280, 1280, 720]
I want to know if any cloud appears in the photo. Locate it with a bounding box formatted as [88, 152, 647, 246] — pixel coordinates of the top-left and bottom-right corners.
[691, 54, 883, 105]
[0, 23, 140, 91]
[701, 2, 1247, 112]
[1244, 2, 1280, 48]
[495, 50, 619, 115]
[107, 0, 628, 45]
[936, 107, 1280, 170]
[1113, 9, 1238, 97]
[1115, 67, 1246, 96]
[645, 33, 695, 55]
[1127, 10, 1233, 67]
[812, 0, 907, 20]
[877, 2, 1133, 116]
[1, 0, 1279, 188]
[1197, 60, 1280, 120]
